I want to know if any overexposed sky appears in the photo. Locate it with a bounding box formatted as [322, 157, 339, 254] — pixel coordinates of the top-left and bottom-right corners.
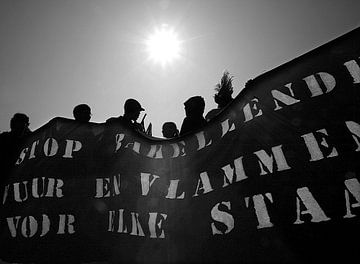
[1, 0, 359, 137]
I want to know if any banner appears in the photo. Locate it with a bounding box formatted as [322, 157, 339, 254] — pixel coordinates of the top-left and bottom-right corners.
[1, 27, 360, 263]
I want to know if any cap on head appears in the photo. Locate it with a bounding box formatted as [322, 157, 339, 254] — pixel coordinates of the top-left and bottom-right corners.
[124, 98, 144, 113]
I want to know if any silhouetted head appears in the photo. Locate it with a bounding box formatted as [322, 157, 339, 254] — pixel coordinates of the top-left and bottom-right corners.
[184, 96, 205, 117]
[162, 122, 179, 138]
[73, 104, 92, 122]
[10, 113, 30, 136]
[214, 91, 233, 108]
[124, 98, 144, 122]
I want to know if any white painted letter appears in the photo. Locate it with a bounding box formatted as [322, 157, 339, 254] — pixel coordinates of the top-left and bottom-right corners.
[108, 210, 115, 232]
[193, 172, 213, 197]
[222, 156, 248, 187]
[15, 148, 29, 165]
[211, 201, 234, 235]
[344, 59, 360, 84]
[170, 141, 186, 158]
[294, 187, 330, 224]
[243, 98, 263, 122]
[148, 212, 167, 238]
[301, 129, 338, 162]
[6, 216, 21, 237]
[303, 72, 336, 97]
[115, 133, 125, 152]
[272, 83, 300, 110]
[221, 119, 236, 138]
[117, 209, 128, 233]
[95, 178, 110, 198]
[45, 178, 64, 198]
[245, 193, 274, 229]
[57, 214, 75, 234]
[32, 178, 46, 198]
[40, 214, 50, 237]
[14, 182, 28, 202]
[254, 145, 291, 175]
[63, 140, 82, 158]
[166, 180, 185, 199]
[147, 145, 163, 159]
[344, 178, 360, 218]
[196, 131, 212, 150]
[29, 140, 39, 159]
[43, 138, 58, 157]
[21, 216, 38, 237]
[345, 121, 360, 151]
[140, 173, 160, 196]
[130, 212, 145, 237]
[2, 185, 9, 204]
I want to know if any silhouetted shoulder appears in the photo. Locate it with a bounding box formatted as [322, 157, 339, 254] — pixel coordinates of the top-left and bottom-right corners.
[0, 131, 11, 143]
[106, 116, 133, 128]
[106, 117, 119, 124]
[0, 131, 10, 137]
[205, 108, 221, 122]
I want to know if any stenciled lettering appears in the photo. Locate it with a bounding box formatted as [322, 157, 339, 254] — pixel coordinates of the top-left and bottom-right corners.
[272, 83, 301, 111]
[6, 214, 74, 238]
[221, 118, 236, 138]
[63, 139, 82, 158]
[3, 177, 64, 204]
[294, 187, 331, 224]
[222, 156, 247, 187]
[303, 72, 336, 97]
[344, 58, 360, 84]
[301, 129, 339, 162]
[140, 173, 160, 196]
[95, 174, 121, 198]
[344, 177, 360, 218]
[108, 209, 167, 239]
[193, 172, 213, 197]
[166, 179, 185, 199]
[146, 145, 163, 159]
[245, 193, 274, 229]
[253, 145, 291, 175]
[243, 97, 263, 122]
[211, 201, 234, 235]
[345, 121, 360, 151]
[195, 131, 212, 150]
[15, 137, 83, 165]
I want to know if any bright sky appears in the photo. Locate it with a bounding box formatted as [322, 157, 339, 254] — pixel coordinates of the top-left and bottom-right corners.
[0, 0, 359, 137]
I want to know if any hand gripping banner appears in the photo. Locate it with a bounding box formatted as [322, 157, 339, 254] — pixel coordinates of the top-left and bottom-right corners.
[1, 27, 360, 263]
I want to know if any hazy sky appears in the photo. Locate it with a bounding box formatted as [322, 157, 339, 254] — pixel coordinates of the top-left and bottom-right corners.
[1, 0, 359, 137]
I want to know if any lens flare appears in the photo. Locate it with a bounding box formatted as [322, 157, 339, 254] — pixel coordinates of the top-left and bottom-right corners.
[145, 25, 181, 67]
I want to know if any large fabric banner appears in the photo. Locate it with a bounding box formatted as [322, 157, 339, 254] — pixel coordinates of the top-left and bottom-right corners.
[1, 27, 360, 263]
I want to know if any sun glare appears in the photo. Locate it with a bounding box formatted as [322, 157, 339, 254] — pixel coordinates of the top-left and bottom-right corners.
[145, 25, 181, 67]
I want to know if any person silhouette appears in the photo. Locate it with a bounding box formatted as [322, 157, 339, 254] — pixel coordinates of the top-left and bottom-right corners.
[179, 96, 207, 136]
[205, 70, 234, 122]
[73, 104, 92, 122]
[162, 122, 179, 138]
[0, 113, 32, 188]
[106, 98, 146, 133]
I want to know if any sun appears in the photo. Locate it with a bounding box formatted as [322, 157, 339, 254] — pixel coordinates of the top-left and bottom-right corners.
[145, 25, 182, 67]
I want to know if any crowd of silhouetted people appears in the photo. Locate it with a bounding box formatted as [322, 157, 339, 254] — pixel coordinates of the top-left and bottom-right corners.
[0, 70, 246, 190]
[69, 70, 236, 138]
